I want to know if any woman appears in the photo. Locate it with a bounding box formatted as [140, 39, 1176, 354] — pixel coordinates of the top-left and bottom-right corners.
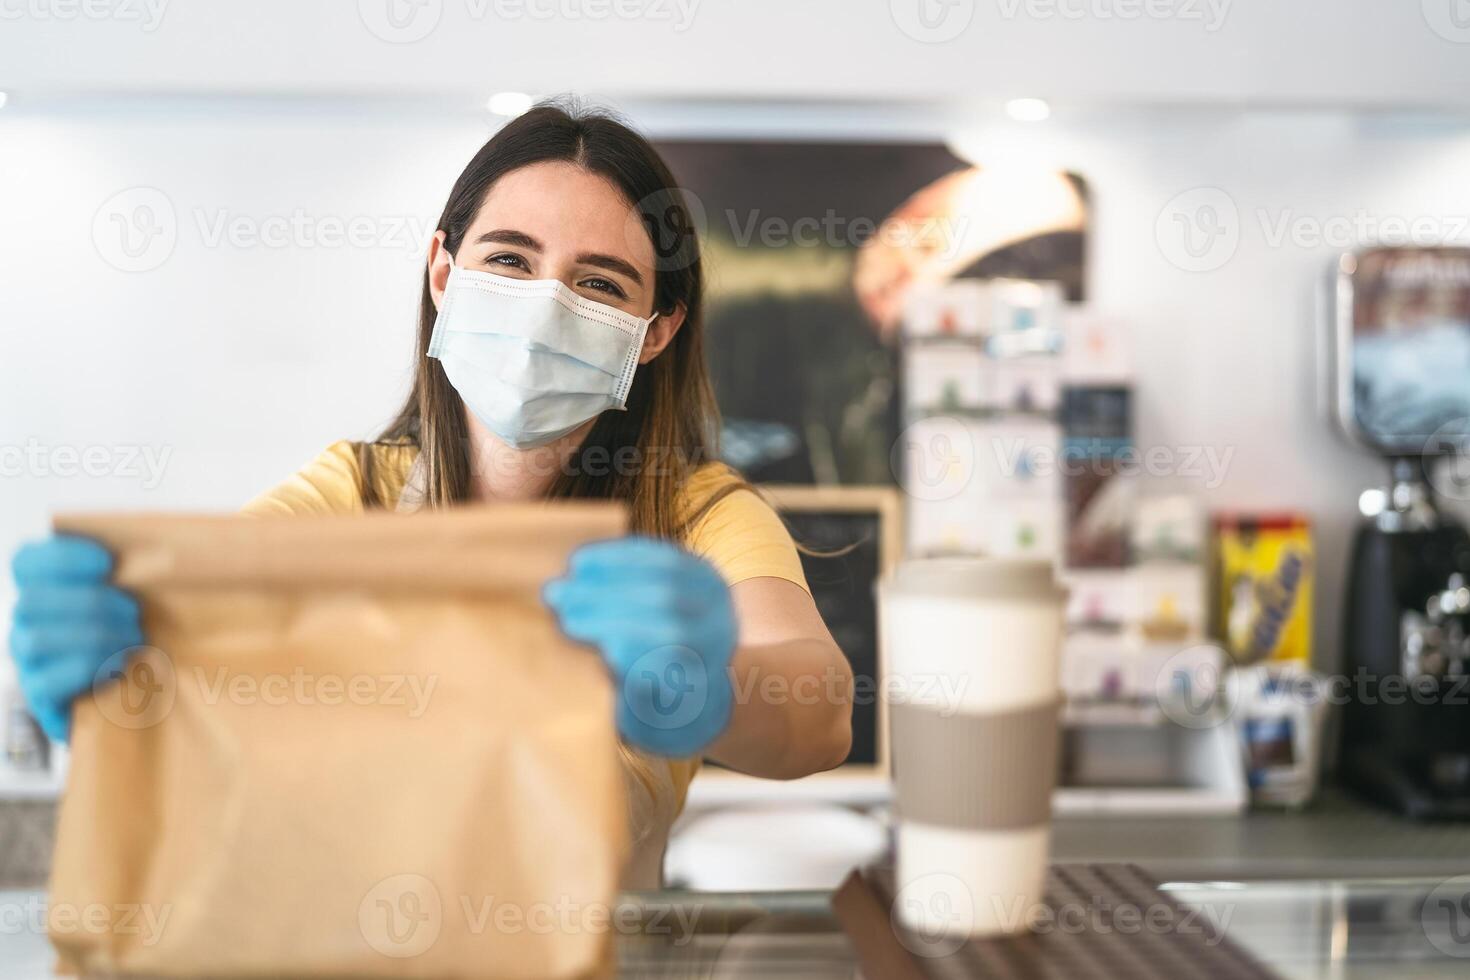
[9, 101, 854, 888]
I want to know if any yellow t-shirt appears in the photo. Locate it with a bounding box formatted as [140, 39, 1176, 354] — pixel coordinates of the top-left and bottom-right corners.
[243, 440, 807, 887]
[243, 440, 809, 596]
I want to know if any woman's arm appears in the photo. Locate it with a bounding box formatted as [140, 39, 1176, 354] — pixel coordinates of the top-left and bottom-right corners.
[706, 576, 853, 779]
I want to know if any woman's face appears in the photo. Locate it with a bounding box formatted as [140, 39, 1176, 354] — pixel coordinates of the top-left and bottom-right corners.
[428, 161, 683, 363]
[425, 159, 687, 468]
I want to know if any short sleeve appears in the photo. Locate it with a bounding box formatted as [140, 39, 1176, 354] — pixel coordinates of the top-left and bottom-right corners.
[241, 441, 367, 517]
[684, 482, 810, 594]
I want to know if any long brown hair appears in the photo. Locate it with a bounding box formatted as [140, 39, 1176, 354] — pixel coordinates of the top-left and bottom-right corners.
[361, 100, 734, 537]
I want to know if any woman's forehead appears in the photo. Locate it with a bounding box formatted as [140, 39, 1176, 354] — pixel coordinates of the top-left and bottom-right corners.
[471, 162, 656, 274]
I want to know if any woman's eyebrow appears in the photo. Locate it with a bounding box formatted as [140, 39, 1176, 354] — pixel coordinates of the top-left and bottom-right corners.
[578, 252, 644, 286]
[475, 229, 541, 250]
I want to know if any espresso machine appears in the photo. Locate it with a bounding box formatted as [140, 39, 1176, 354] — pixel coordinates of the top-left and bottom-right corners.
[1326, 246, 1470, 819]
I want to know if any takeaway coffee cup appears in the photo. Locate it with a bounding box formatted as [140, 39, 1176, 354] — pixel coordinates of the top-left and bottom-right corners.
[881, 558, 1067, 941]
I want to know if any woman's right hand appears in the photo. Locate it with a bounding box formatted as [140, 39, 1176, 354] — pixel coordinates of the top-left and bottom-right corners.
[9, 536, 144, 743]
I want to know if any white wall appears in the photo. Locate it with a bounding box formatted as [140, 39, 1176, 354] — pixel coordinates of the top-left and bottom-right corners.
[6, 97, 1470, 686]
[0, 108, 494, 687]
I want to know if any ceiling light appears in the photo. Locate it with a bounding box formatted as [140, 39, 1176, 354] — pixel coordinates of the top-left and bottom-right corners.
[1006, 98, 1051, 122]
[486, 92, 534, 117]
[0, 93, 9, 110]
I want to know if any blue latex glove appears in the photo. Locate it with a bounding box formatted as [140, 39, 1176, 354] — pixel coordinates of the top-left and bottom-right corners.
[544, 537, 736, 757]
[9, 536, 144, 743]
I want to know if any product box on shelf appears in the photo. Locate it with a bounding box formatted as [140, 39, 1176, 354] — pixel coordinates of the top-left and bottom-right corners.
[1062, 454, 1132, 568]
[973, 417, 1063, 501]
[1060, 385, 1133, 569]
[1062, 309, 1132, 383]
[902, 442, 1063, 558]
[895, 415, 976, 506]
[1062, 565, 1207, 637]
[987, 278, 1064, 339]
[1212, 514, 1315, 666]
[1060, 386, 1131, 448]
[1132, 494, 1206, 564]
[1060, 627, 1137, 701]
[1062, 568, 1132, 629]
[900, 413, 1063, 559]
[983, 356, 1061, 414]
[1132, 563, 1208, 643]
[1135, 638, 1221, 710]
[905, 490, 986, 556]
[982, 497, 1063, 562]
[903, 343, 987, 413]
[907, 494, 1064, 562]
[904, 346, 1061, 416]
[1129, 494, 1209, 641]
[901, 280, 989, 338]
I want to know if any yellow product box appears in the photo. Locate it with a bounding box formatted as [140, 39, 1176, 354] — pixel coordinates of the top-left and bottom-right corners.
[1212, 514, 1314, 666]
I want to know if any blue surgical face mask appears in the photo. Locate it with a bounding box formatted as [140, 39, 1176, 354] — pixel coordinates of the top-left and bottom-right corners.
[428, 261, 655, 449]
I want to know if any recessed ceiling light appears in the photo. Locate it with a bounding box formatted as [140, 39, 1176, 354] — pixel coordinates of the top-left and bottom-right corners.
[1006, 98, 1051, 122]
[486, 92, 534, 117]
[0, 92, 9, 110]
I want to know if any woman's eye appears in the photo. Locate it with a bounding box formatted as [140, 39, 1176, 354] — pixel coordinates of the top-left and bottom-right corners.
[580, 277, 626, 299]
[488, 253, 529, 271]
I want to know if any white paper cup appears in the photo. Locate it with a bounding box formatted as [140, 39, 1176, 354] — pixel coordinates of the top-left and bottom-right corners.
[881, 558, 1067, 940]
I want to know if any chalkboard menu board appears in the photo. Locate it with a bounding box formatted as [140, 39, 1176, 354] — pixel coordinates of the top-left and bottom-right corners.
[762, 486, 901, 773]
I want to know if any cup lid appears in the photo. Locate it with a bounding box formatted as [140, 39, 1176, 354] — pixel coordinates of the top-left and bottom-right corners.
[881, 557, 1067, 602]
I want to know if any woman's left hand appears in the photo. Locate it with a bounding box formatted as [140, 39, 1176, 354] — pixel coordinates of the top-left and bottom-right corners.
[544, 537, 736, 758]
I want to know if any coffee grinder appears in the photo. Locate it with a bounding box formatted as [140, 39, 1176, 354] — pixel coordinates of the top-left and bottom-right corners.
[1327, 246, 1470, 819]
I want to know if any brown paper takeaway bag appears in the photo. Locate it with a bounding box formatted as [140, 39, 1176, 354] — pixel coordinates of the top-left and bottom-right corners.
[48, 504, 629, 979]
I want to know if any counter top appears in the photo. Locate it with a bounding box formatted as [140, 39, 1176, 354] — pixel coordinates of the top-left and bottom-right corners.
[7, 789, 1470, 890]
[1052, 789, 1470, 880]
[7, 873, 1460, 978]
